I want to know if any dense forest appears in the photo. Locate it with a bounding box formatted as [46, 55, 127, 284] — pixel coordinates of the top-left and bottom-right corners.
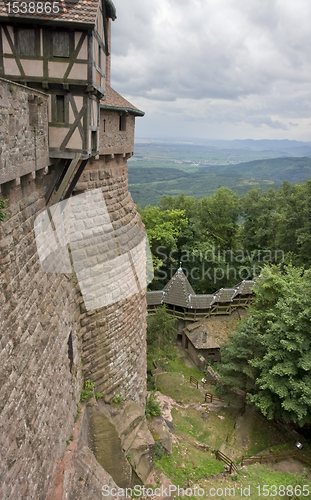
[139, 179, 311, 293]
[218, 265, 311, 426]
[142, 178, 311, 426]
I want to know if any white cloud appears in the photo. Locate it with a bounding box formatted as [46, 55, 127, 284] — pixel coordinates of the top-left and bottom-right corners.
[111, 0, 311, 140]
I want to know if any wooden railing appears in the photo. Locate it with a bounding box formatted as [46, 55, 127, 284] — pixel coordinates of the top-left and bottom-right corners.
[190, 375, 199, 389]
[204, 392, 229, 404]
[215, 450, 237, 473]
[147, 297, 252, 322]
[241, 451, 311, 467]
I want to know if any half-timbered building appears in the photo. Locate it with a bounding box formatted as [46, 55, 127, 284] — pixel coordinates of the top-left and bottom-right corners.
[0, 0, 144, 206]
[0, 0, 116, 160]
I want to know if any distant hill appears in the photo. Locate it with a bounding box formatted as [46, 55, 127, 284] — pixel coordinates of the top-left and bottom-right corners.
[205, 156, 311, 183]
[128, 156, 311, 207]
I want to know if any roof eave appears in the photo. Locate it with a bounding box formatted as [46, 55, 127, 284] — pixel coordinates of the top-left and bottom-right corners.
[100, 104, 145, 117]
[0, 15, 96, 28]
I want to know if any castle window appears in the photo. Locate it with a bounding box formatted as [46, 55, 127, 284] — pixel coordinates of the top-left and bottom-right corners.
[119, 114, 126, 132]
[17, 28, 36, 56]
[52, 31, 70, 58]
[51, 94, 68, 124]
[98, 45, 101, 70]
[55, 95, 65, 123]
[91, 131, 97, 152]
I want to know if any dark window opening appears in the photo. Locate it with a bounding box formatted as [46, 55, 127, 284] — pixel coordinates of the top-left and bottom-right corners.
[91, 131, 97, 152]
[56, 95, 65, 123]
[98, 45, 101, 70]
[18, 28, 36, 56]
[52, 31, 70, 58]
[119, 114, 126, 131]
[67, 332, 74, 373]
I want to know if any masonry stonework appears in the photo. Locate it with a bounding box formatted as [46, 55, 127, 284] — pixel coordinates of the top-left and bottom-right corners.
[76, 156, 147, 404]
[0, 165, 81, 497]
[0, 76, 147, 499]
[0, 78, 49, 185]
[99, 109, 136, 156]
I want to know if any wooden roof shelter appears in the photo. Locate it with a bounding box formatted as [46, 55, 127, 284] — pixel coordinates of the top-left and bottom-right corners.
[147, 267, 254, 321]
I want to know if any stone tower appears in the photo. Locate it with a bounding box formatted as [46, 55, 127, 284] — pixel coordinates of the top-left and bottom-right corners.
[0, 2, 148, 498]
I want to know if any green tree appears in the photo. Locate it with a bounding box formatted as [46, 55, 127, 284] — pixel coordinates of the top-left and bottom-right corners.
[147, 305, 177, 349]
[276, 180, 311, 267]
[218, 316, 263, 394]
[138, 204, 188, 290]
[241, 188, 278, 252]
[219, 265, 311, 426]
[199, 188, 240, 251]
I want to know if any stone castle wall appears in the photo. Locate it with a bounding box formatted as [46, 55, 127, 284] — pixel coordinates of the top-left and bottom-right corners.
[0, 169, 82, 499]
[76, 156, 147, 405]
[0, 80, 147, 499]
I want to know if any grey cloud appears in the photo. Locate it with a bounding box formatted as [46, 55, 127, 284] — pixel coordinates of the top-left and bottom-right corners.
[111, 0, 311, 140]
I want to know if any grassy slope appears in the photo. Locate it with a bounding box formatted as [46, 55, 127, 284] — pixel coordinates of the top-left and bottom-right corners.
[149, 346, 311, 498]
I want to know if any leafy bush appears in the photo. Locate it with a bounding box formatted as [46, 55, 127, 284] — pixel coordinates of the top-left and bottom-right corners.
[154, 440, 163, 460]
[145, 392, 162, 418]
[113, 394, 123, 404]
[80, 379, 95, 402]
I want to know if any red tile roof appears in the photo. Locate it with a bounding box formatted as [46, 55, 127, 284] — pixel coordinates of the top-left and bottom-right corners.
[101, 86, 144, 116]
[0, 0, 116, 25]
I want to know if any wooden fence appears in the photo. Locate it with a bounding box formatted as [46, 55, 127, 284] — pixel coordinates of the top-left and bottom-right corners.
[215, 450, 237, 473]
[241, 451, 311, 467]
[190, 375, 199, 389]
[205, 392, 225, 404]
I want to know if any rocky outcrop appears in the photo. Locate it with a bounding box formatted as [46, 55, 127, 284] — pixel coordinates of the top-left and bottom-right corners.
[46, 404, 129, 500]
[149, 417, 173, 455]
[87, 400, 154, 485]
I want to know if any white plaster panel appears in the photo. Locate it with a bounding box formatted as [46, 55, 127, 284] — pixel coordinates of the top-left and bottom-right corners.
[66, 127, 82, 150]
[49, 126, 69, 148]
[23, 59, 43, 77]
[48, 61, 67, 79]
[75, 33, 88, 60]
[1, 27, 12, 54]
[68, 63, 87, 81]
[3, 58, 20, 76]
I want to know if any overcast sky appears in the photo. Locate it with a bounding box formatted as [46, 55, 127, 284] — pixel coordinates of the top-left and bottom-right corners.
[110, 0, 311, 142]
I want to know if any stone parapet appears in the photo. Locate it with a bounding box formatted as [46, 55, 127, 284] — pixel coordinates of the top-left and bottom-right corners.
[99, 109, 136, 156]
[0, 78, 49, 185]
